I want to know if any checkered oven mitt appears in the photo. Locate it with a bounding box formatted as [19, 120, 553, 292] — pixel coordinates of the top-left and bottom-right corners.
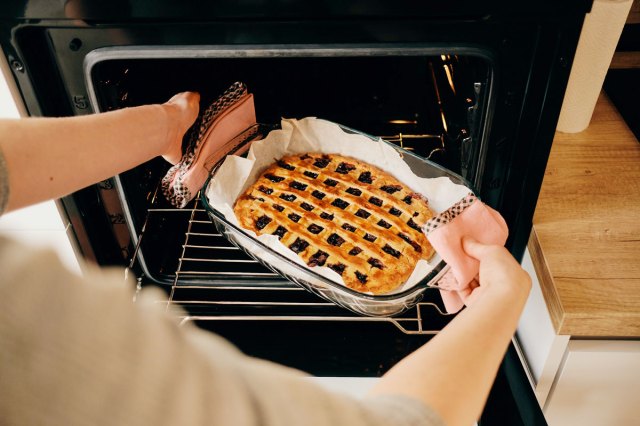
[423, 193, 509, 313]
[162, 81, 256, 208]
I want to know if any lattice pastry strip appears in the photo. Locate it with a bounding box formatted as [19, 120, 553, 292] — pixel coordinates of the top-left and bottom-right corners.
[234, 153, 435, 294]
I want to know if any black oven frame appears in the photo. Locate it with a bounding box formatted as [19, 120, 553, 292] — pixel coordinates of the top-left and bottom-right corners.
[0, 1, 593, 424]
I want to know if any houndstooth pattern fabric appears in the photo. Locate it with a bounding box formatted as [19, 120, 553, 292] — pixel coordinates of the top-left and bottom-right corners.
[162, 82, 249, 208]
[423, 193, 477, 235]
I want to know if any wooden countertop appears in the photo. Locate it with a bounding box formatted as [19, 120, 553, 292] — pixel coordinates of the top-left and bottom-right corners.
[529, 93, 640, 337]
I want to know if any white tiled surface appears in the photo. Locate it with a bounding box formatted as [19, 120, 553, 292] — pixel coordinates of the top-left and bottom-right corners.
[0, 64, 80, 273]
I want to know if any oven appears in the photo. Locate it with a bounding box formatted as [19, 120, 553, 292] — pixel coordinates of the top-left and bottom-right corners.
[0, 1, 592, 424]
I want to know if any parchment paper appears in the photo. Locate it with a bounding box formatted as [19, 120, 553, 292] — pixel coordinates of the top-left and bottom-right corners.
[206, 118, 470, 294]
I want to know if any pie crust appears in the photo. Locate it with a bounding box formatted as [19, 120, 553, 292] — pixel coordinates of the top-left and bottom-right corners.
[233, 153, 435, 294]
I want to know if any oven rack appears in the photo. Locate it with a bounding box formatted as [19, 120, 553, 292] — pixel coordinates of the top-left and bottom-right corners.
[140, 194, 455, 336]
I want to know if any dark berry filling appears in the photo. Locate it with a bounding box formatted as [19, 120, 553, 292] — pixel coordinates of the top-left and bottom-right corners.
[345, 187, 362, 196]
[313, 156, 331, 168]
[279, 193, 297, 202]
[363, 233, 377, 242]
[368, 196, 383, 207]
[380, 184, 402, 194]
[312, 190, 326, 200]
[382, 244, 401, 258]
[319, 212, 334, 221]
[265, 174, 284, 183]
[308, 250, 329, 267]
[287, 213, 301, 223]
[355, 271, 368, 284]
[303, 170, 318, 179]
[335, 162, 356, 174]
[398, 232, 422, 252]
[272, 204, 285, 212]
[307, 224, 324, 234]
[272, 226, 288, 239]
[328, 263, 346, 275]
[348, 247, 363, 256]
[327, 233, 346, 247]
[402, 195, 413, 204]
[377, 219, 392, 229]
[368, 257, 385, 269]
[323, 178, 338, 187]
[289, 181, 308, 191]
[289, 238, 309, 253]
[389, 207, 402, 216]
[331, 198, 350, 209]
[255, 215, 272, 230]
[355, 209, 371, 219]
[341, 223, 356, 232]
[258, 185, 273, 195]
[300, 202, 314, 211]
[407, 218, 422, 232]
[277, 160, 295, 170]
[358, 171, 373, 184]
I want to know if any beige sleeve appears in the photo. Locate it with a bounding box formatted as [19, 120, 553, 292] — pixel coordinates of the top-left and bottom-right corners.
[0, 147, 8, 214]
[0, 237, 444, 426]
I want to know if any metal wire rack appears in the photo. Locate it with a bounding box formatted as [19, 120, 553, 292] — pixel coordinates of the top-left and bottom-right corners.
[156, 194, 455, 335]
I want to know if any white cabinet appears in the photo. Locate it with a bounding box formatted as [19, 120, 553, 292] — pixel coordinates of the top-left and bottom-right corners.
[544, 341, 640, 426]
[518, 250, 640, 425]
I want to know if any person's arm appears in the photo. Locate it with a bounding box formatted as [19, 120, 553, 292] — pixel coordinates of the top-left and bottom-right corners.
[0, 92, 199, 212]
[368, 237, 532, 426]
[0, 236, 445, 426]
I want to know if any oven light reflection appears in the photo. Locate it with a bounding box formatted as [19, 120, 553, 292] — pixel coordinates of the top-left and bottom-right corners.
[388, 119, 417, 125]
[440, 111, 448, 133]
[443, 64, 456, 95]
[381, 133, 413, 150]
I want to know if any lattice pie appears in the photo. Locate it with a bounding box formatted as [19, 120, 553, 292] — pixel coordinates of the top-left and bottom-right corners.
[233, 153, 435, 294]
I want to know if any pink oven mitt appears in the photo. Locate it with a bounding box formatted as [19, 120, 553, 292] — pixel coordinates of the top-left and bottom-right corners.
[423, 193, 508, 313]
[162, 82, 257, 208]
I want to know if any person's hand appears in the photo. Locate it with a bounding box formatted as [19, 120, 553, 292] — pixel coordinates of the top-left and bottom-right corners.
[162, 91, 200, 164]
[462, 237, 531, 302]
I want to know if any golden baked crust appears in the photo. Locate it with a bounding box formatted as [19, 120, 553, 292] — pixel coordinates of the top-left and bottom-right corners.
[233, 153, 435, 294]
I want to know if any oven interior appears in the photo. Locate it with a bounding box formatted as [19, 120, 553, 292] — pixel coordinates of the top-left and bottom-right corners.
[87, 51, 492, 369]
[90, 52, 490, 276]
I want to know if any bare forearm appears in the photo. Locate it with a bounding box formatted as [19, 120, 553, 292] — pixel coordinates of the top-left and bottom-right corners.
[0, 104, 175, 212]
[369, 284, 529, 426]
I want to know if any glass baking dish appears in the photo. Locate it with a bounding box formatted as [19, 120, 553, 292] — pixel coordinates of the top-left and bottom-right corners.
[201, 123, 473, 317]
